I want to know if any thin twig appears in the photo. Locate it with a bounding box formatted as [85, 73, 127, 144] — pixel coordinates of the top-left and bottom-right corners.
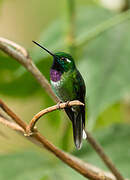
[0, 38, 125, 180]
[26, 100, 84, 135]
[0, 99, 118, 180]
[0, 115, 24, 133]
[0, 99, 27, 130]
[0, 37, 28, 57]
[86, 130, 125, 180]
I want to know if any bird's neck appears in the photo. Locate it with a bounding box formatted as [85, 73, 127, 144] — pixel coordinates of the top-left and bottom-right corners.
[50, 69, 62, 82]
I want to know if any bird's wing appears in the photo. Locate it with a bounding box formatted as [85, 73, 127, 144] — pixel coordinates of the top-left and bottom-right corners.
[65, 70, 86, 149]
[73, 70, 86, 127]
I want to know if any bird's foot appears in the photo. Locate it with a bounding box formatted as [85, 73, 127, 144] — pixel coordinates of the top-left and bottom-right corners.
[57, 101, 70, 110]
[65, 101, 70, 107]
[57, 101, 62, 110]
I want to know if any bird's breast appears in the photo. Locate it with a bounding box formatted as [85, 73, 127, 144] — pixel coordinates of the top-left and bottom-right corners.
[50, 79, 61, 89]
[50, 71, 75, 102]
[50, 78, 65, 101]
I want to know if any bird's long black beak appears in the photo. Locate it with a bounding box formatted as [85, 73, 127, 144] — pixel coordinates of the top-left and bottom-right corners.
[32, 41, 55, 57]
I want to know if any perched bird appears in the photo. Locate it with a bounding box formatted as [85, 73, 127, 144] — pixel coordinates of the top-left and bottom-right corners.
[33, 41, 86, 149]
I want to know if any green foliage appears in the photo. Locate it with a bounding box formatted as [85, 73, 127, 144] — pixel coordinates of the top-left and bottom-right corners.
[0, 3, 130, 145]
[79, 17, 130, 129]
[0, 2, 130, 179]
[0, 124, 130, 180]
[95, 103, 123, 128]
[0, 151, 53, 180]
[0, 0, 3, 6]
[74, 124, 130, 178]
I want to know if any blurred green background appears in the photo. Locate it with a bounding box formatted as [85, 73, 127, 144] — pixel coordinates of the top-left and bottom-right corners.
[0, 0, 130, 179]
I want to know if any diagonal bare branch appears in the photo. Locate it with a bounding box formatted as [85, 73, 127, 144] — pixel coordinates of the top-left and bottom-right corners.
[0, 37, 125, 180]
[0, 115, 24, 133]
[0, 37, 59, 102]
[0, 98, 118, 180]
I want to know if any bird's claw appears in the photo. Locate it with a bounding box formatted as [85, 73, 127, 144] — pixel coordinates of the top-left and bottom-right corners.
[65, 101, 70, 107]
[57, 101, 70, 109]
[57, 101, 62, 109]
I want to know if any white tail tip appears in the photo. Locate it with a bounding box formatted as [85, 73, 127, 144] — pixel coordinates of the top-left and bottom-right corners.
[83, 130, 87, 139]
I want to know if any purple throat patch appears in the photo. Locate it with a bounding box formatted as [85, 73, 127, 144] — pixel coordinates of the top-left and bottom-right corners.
[50, 69, 62, 82]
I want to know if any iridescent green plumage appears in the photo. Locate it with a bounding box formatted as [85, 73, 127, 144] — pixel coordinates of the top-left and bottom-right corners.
[51, 52, 86, 149]
[33, 41, 86, 149]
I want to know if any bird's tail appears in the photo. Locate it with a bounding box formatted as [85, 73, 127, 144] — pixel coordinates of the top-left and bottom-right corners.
[72, 113, 83, 149]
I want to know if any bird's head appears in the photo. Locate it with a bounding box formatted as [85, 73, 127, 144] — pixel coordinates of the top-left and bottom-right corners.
[53, 52, 75, 73]
[32, 41, 76, 73]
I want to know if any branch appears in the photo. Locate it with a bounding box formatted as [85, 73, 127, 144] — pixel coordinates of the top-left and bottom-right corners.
[26, 100, 125, 180]
[0, 37, 59, 102]
[0, 38, 125, 180]
[0, 98, 118, 180]
[85, 130, 125, 180]
[0, 115, 24, 133]
[26, 100, 84, 135]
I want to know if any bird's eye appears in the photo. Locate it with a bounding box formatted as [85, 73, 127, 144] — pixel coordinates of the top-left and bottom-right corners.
[61, 57, 71, 63]
[61, 57, 66, 61]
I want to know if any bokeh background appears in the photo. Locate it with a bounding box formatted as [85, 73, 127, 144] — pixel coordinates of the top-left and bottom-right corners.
[0, 0, 130, 179]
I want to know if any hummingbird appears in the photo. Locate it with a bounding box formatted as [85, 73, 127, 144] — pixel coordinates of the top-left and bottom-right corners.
[33, 41, 86, 149]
